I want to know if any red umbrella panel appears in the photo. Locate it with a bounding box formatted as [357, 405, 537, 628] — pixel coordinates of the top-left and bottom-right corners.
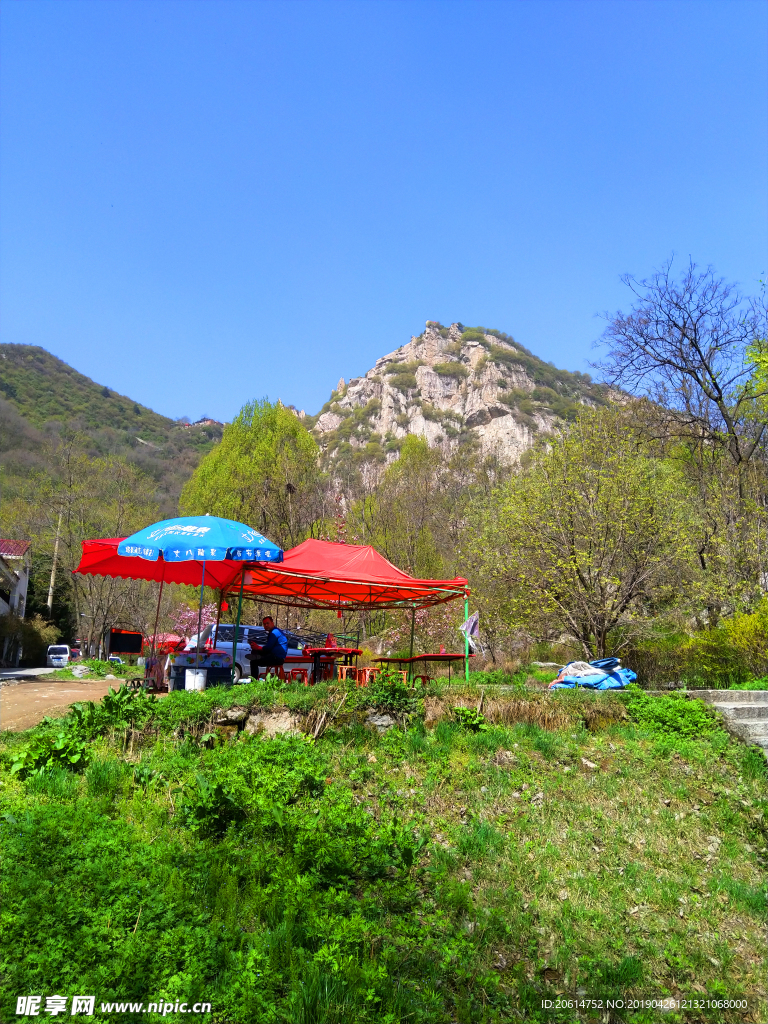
[74, 538, 246, 589]
[73, 538, 249, 663]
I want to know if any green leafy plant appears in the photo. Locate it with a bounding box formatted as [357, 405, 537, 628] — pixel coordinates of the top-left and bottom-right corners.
[730, 677, 768, 690]
[133, 764, 163, 790]
[177, 773, 246, 836]
[358, 671, 418, 714]
[68, 700, 100, 736]
[452, 706, 488, 731]
[10, 733, 90, 778]
[623, 685, 725, 738]
[98, 685, 158, 730]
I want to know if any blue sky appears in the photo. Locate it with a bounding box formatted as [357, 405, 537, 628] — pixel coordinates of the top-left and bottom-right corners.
[1, 0, 766, 422]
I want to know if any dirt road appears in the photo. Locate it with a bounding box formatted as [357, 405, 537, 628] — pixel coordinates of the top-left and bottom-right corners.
[0, 678, 125, 732]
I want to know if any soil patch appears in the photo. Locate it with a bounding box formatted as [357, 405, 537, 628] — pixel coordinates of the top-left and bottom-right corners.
[0, 679, 162, 732]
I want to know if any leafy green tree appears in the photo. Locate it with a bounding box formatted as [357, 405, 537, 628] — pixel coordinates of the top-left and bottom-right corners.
[353, 435, 445, 577]
[179, 399, 326, 549]
[468, 409, 696, 658]
[0, 612, 60, 667]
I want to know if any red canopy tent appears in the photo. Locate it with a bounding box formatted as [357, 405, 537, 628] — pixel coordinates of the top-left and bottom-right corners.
[74, 537, 471, 678]
[75, 537, 468, 610]
[74, 538, 245, 590]
[224, 538, 468, 611]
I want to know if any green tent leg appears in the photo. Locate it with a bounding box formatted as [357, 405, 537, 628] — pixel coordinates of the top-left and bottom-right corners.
[464, 595, 469, 681]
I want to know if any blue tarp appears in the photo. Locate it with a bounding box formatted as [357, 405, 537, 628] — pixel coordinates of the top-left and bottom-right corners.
[549, 659, 636, 690]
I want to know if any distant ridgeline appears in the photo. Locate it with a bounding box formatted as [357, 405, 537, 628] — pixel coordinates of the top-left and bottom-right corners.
[307, 322, 609, 470]
[0, 325, 607, 511]
[0, 344, 223, 514]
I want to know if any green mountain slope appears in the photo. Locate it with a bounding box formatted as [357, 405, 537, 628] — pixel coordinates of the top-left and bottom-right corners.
[0, 344, 223, 515]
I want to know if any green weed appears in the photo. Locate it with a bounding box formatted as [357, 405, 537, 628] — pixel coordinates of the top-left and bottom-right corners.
[10, 732, 90, 778]
[623, 686, 726, 739]
[452, 706, 489, 731]
[730, 677, 768, 690]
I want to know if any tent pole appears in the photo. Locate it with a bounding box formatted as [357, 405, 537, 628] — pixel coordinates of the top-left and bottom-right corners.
[408, 605, 415, 684]
[195, 559, 207, 671]
[464, 594, 469, 681]
[231, 566, 246, 685]
[150, 563, 166, 661]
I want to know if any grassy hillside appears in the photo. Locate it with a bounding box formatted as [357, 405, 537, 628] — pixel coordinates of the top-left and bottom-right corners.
[0, 344, 223, 514]
[1, 675, 764, 1024]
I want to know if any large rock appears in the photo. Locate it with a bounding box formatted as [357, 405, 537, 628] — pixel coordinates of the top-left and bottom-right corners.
[312, 321, 604, 470]
[213, 707, 249, 725]
[366, 711, 396, 734]
[244, 710, 302, 737]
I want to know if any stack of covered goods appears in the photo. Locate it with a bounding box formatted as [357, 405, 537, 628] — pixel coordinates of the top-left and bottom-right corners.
[548, 657, 636, 690]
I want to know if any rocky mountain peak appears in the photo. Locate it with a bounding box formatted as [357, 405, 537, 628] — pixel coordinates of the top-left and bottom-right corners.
[311, 322, 605, 467]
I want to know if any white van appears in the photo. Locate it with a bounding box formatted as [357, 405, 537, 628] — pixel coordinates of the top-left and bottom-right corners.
[46, 645, 71, 668]
[185, 624, 311, 683]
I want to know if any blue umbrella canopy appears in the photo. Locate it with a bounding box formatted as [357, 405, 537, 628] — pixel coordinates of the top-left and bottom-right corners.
[117, 516, 283, 563]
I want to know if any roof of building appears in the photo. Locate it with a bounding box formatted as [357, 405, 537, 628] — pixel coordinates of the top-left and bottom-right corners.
[0, 539, 31, 558]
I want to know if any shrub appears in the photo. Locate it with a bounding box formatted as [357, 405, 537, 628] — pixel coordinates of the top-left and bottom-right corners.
[390, 374, 419, 393]
[730, 677, 768, 690]
[433, 362, 468, 380]
[0, 612, 60, 666]
[384, 360, 423, 375]
[467, 669, 515, 687]
[623, 686, 725, 739]
[460, 329, 487, 343]
[355, 671, 418, 714]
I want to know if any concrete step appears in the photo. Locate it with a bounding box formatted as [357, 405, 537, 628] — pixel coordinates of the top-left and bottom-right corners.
[736, 726, 768, 746]
[694, 689, 768, 704]
[688, 692, 768, 755]
[717, 704, 768, 720]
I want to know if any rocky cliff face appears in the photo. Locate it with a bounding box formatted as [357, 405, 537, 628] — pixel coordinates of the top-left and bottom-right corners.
[310, 322, 606, 467]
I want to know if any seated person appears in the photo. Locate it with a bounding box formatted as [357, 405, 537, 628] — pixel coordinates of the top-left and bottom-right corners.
[249, 616, 288, 679]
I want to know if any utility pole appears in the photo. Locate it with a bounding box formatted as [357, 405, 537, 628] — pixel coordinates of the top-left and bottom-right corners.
[46, 511, 62, 616]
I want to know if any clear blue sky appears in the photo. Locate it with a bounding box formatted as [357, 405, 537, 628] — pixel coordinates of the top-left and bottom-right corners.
[1, 0, 766, 423]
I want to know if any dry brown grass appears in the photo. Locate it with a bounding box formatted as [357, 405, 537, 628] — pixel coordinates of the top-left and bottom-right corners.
[423, 691, 628, 731]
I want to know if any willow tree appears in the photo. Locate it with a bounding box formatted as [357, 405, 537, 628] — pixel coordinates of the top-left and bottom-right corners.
[468, 409, 696, 658]
[179, 400, 327, 549]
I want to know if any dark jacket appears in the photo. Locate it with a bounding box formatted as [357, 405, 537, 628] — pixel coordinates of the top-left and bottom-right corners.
[254, 627, 288, 663]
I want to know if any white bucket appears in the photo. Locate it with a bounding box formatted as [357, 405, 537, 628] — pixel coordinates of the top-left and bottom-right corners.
[185, 668, 207, 691]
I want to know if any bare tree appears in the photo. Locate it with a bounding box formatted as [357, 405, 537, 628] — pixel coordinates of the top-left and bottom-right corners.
[595, 259, 768, 486]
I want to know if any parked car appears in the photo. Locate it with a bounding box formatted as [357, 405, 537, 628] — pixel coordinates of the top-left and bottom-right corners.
[185, 624, 311, 683]
[108, 656, 124, 665]
[46, 645, 71, 668]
